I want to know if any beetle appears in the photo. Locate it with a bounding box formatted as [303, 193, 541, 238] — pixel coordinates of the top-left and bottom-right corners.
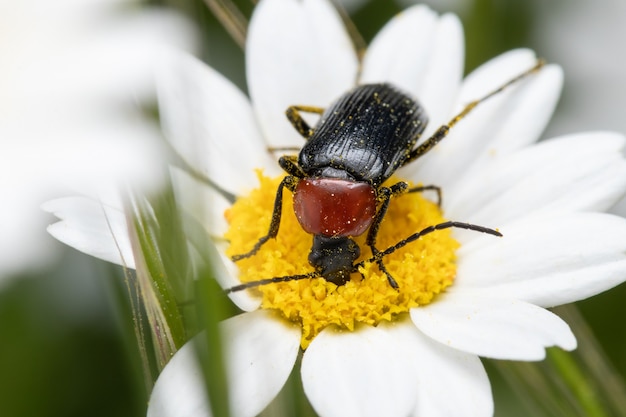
[227, 60, 545, 293]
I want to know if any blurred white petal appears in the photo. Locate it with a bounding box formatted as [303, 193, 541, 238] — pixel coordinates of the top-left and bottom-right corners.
[157, 51, 278, 196]
[148, 310, 300, 417]
[170, 167, 232, 239]
[0, 0, 197, 280]
[222, 311, 301, 417]
[147, 337, 210, 417]
[43, 197, 134, 269]
[206, 241, 262, 313]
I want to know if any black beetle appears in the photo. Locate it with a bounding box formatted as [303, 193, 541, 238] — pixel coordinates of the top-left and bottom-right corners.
[228, 60, 544, 292]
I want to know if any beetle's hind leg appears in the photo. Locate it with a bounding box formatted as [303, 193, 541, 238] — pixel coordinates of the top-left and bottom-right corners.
[286, 105, 325, 139]
[231, 175, 299, 262]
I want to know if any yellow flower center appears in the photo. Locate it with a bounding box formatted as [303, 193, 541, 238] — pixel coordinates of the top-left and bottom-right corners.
[224, 172, 459, 349]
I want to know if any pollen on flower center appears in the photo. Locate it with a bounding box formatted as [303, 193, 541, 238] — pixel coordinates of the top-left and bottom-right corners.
[224, 172, 459, 349]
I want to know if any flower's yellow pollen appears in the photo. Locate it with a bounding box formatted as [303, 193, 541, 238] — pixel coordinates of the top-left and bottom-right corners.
[225, 172, 459, 349]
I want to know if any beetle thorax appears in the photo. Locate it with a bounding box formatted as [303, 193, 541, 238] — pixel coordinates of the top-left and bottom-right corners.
[293, 177, 377, 237]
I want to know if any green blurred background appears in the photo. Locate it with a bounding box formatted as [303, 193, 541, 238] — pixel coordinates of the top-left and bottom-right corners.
[2, 0, 625, 416]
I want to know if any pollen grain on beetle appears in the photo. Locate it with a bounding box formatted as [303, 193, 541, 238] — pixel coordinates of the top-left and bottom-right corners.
[224, 172, 459, 348]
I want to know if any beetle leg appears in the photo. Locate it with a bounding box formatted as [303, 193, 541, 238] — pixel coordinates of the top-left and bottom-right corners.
[406, 184, 442, 207]
[365, 182, 408, 288]
[231, 175, 299, 262]
[268, 146, 301, 154]
[370, 246, 399, 289]
[285, 105, 325, 139]
[279, 155, 307, 178]
[402, 59, 545, 165]
[368, 183, 443, 242]
[367, 182, 408, 247]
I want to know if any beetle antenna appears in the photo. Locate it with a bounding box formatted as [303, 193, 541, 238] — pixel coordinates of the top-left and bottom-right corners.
[226, 222, 501, 293]
[357, 221, 502, 269]
[447, 59, 546, 129]
[402, 59, 545, 165]
[224, 271, 320, 294]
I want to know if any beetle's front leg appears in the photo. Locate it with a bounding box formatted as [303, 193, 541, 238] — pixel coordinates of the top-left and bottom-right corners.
[231, 175, 299, 261]
[365, 182, 408, 288]
[279, 155, 307, 178]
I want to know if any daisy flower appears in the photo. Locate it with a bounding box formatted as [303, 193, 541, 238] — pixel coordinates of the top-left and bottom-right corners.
[46, 0, 626, 416]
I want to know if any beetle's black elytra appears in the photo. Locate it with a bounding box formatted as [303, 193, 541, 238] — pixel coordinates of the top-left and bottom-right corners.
[227, 59, 544, 293]
[297, 83, 427, 186]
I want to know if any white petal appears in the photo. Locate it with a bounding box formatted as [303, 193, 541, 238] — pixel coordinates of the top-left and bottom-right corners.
[157, 51, 278, 195]
[148, 310, 301, 417]
[13, 5, 198, 104]
[360, 6, 438, 92]
[169, 167, 260, 311]
[468, 64, 562, 153]
[411, 293, 577, 360]
[302, 323, 419, 417]
[445, 132, 626, 223]
[390, 325, 493, 417]
[456, 212, 626, 307]
[416, 13, 464, 138]
[211, 241, 262, 312]
[414, 50, 560, 189]
[246, 0, 358, 148]
[147, 338, 210, 417]
[170, 167, 231, 239]
[222, 310, 301, 417]
[455, 49, 540, 111]
[447, 64, 564, 197]
[43, 197, 134, 268]
[362, 6, 464, 138]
